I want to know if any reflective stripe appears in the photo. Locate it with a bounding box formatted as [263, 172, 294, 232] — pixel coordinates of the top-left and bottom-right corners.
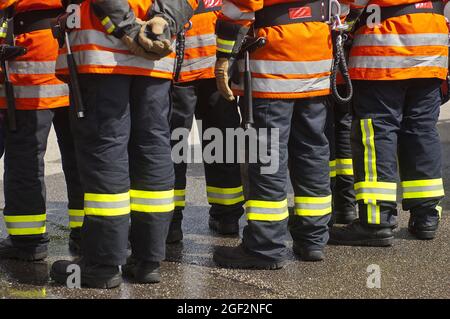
[84, 192, 130, 216]
[361, 119, 377, 183]
[336, 158, 353, 176]
[185, 33, 216, 49]
[69, 209, 84, 228]
[5, 214, 46, 236]
[101, 16, 116, 34]
[330, 160, 337, 178]
[294, 196, 332, 217]
[8, 61, 57, 75]
[182, 55, 216, 72]
[355, 181, 397, 203]
[0, 84, 69, 99]
[367, 204, 381, 225]
[221, 1, 255, 20]
[401, 179, 445, 199]
[437, 205, 442, 219]
[246, 199, 289, 221]
[217, 38, 235, 54]
[174, 189, 186, 208]
[353, 33, 449, 48]
[235, 76, 330, 94]
[207, 186, 245, 205]
[242, 59, 333, 75]
[130, 189, 174, 213]
[349, 55, 448, 70]
[0, 21, 7, 38]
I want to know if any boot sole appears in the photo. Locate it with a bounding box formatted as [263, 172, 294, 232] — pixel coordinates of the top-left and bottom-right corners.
[408, 228, 436, 240]
[50, 270, 123, 289]
[328, 236, 394, 247]
[213, 255, 285, 270]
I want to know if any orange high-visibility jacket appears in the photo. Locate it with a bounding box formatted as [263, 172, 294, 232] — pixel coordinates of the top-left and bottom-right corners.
[217, 0, 333, 99]
[342, 0, 449, 80]
[56, 0, 199, 80]
[0, 0, 70, 110]
[177, 0, 222, 83]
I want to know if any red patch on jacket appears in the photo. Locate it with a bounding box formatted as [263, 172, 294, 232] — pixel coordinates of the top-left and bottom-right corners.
[415, 1, 434, 9]
[289, 7, 312, 20]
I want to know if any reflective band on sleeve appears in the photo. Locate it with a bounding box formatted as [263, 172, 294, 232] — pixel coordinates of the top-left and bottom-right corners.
[367, 203, 381, 225]
[330, 160, 337, 178]
[336, 158, 354, 176]
[5, 214, 46, 236]
[101, 16, 116, 34]
[84, 192, 130, 216]
[217, 38, 235, 54]
[294, 195, 332, 217]
[246, 199, 289, 222]
[401, 179, 445, 199]
[68, 209, 85, 229]
[130, 189, 175, 213]
[355, 181, 397, 203]
[174, 189, 186, 208]
[207, 186, 245, 206]
[0, 84, 69, 99]
[221, 1, 256, 20]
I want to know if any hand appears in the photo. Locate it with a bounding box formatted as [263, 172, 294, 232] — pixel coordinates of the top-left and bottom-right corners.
[121, 34, 162, 61]
[138, 17, 173, 58]
[215, 58, 235, 101]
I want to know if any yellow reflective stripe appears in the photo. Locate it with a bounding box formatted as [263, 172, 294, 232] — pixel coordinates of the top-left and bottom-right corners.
[401, 179, 443, 187]
[246, 199, 289, 222]
[294, 196, 332, 217]
[355, 181, 397, 190]
[295, 196, 333, 204]
[84, 192, 130, 216]
[8, 227, 46, 236]
[217, 38, 235, 53]
[402, 190, 445, 199]
[207, 186, 244, 205]
[85, 206, 130, 216]
[437, 205, 442, 219]
[101, 16, 116, 34]
[246, 212, 289, 221]
[361, 119, 377, 182]
[246, 199, 287, 209]
[4, 214, 46, 223]
[5, 214, 47, 235]
[68, 209, 84, 228]
[174, 189, 186, 207]
[130, 189, 174, 199]
[0, 32, 6, 38]
[401, 179, 445, 199]
[130, 189, 174, 213]
[336, 158, 354, 176]
[206, 186, 243, 194]
[68, 209, 84, 217]
[85, 192, 129, 202]
[330, 160, 337, 178]
[355, 181, 397, 203]
[367, 204, 380, 225]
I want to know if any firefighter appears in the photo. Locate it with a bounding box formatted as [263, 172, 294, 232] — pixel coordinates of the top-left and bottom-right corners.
[213, 0, 335, 268]
[167, 0, 244, 244]
[50, 0, 198, 289]
[330, 0, 448, 246]
[0, 0, 84, 261]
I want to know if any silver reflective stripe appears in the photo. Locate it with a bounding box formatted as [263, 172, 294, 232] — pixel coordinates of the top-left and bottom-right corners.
[295, 203, 331, 210]
[238, 59, 333, 75]
[336, 163, 353, 170]
[207, 191, 244, 200]
[84, 200, 130, 209]
[184, 33, 216, 49]
[233, 76, 330, 93]
[403, 185, 444, 193]
[356, 188, 397, 195]
[222, 1, 255, 20]
[362, 119, 375, 181]
[70, 29, 127, 50]
[6, 221, 46, 229]
[368, 204, 378, 225]
[0, 84, 69, 99]
[174, 195, 185, 202]
[130, 197, 174, 206]
[69, 216, 84, 223]
[247, 206, 288, 215]
[181, 55, 216, 72]
[349, 55, 448, 69]
[8, 61, 57, 75]
[353, 33, 449, 47]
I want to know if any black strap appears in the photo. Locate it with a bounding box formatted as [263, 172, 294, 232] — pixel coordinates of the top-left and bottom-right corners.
[255, 0, 330, 29]
[194, 0, 222, 15]
[13, 9, 63, 35]
[358, 1, 445, 29]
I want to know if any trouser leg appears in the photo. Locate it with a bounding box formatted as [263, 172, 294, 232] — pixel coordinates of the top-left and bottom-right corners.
[129, 77, 174, 263]
[242, 98, 293, 261]
[289, 97, 332, 250]
[3, 110, 53, 247]
[170, 83, 198, 222]
[399, 79, 444, 224]
[52, 107, 84, 231]
[352, 80, 403, 229]
[197, 79, 244, 223]
[73, 74, 131, 266]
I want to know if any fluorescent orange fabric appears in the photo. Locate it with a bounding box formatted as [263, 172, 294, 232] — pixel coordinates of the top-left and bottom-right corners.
[0, 0, 69, 110]
[218, 0, 333, 99]
[342, 0, 449, 80]
[56, 0, 199, 79]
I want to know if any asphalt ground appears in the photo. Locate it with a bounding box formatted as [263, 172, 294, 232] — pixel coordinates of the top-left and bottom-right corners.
[0, 106, 450, 299]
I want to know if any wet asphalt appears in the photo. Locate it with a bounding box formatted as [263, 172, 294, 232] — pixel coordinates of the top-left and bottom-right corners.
[1, 108, 450, 299]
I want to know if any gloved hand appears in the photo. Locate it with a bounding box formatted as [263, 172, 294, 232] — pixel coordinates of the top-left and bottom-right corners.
[120, 19, 162, 60]
[215, 58, 235, 101]
[138, 16, 173, 58]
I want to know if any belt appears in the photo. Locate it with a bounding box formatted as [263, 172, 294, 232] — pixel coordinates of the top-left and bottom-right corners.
[13, 9, 64, 35]
[194, 0, 222, 15]
[358, 0, 445, 28]
[254, 0, 330, 29]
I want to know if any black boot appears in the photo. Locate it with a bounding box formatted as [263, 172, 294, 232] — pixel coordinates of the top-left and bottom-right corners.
[213, 244, 285, 270]
[50, 257, 122, 289]
[122, 256, 161, 284]
[0, 237, 48, 261]
[328, 220, 394, 247]
[408, 215, 439, 240]
[292, 242, 324, 262]
[166, 220, 183, 244]
[333, 210, 357, 225]
[208, 216, 239, 235]
[68, 229, 82, 256]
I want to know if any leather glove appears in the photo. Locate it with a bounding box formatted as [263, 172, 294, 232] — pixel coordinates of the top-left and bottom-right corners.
[215, 58, 235, 101]
[138, 16, 173, 58]
[120, 19, 161, 60]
